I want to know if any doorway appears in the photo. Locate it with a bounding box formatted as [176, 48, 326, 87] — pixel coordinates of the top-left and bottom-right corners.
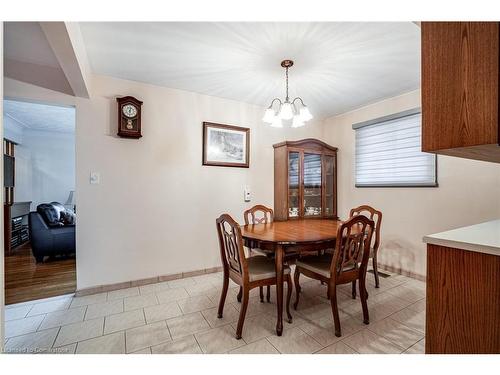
[3, 99, 76, 305]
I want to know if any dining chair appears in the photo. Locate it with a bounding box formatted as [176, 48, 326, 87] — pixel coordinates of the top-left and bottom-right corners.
[349, 205, 382, 297]
[293, 214, 375, 337]
[244, 204, 274, 226]
[243, 205, 273, 302]
[216, 213, 293, 339]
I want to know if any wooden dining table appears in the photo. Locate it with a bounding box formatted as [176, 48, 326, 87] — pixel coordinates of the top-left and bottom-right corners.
[241, 218, 343, 336]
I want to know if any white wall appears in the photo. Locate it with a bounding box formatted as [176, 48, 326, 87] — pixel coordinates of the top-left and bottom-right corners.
[13, 128, 75, 209]
[5, 76, 325, 290]
[323, 90, 500, 278]
[3, 115, 24, 144]
[7, 75, 500, 290]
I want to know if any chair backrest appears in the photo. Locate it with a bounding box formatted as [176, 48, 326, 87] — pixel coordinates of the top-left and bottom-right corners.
[216, 213, 248, 281]
[349, 205, 382, 253]
[330, 214, 374, 280]
[243, 205, 274, 225]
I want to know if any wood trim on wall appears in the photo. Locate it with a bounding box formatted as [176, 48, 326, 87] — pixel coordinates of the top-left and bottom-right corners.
[378, 263, 426, 282]
[75, 263, 425, 298]
[4, 140, 15, 256]
[75, 266, 223, 297]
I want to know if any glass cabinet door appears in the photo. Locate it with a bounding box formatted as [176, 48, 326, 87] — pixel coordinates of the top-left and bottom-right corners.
[303, 153, 322, 217]
[288, 152, 300, 218]
[324, 155, 335, 217]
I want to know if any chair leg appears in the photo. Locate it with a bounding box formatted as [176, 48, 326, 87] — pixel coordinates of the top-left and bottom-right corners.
[235, 287, 250, 339]
[285, 276, 293, 323]
[351, 280, 356, 299]
[329, 286, 342, 337]
[217, 273, 229, 318]
[360, 277, 370, 325]
[259, 286, 264, 303]
[266, 285, 271, 302]
[373, 256, 380, 288]
[293, 267, 301, 310]
[237, 287, 242, 303]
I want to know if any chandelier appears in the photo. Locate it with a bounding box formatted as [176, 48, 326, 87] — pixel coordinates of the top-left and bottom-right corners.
[263, 59, 313, 128]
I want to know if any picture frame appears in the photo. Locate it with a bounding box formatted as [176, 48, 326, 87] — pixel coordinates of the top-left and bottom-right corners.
[202, 122, 250, 168]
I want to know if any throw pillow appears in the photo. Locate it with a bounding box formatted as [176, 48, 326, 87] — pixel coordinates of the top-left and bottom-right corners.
[61, 209, 76, 226]
[37, 203, 64, 227]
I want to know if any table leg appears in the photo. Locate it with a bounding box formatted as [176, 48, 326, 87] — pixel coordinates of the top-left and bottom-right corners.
[275, 244, 284, 336]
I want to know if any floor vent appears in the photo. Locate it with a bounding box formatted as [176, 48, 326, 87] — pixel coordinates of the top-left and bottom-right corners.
[368, 269, 391, 278]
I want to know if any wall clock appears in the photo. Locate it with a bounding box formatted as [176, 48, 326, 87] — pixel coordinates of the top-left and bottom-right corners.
[117, 96, 143, 138]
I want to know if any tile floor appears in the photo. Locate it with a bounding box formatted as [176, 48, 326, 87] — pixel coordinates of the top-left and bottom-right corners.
[3, 267, 426, 354]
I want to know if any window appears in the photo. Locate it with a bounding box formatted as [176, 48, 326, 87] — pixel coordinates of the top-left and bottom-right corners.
[353, 109, 437, 187]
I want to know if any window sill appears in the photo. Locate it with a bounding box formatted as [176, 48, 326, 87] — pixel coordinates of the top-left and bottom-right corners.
[355, 183, 439, 188]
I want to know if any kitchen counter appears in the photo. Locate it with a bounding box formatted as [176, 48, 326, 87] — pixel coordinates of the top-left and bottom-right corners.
[423, 219, 500, 257]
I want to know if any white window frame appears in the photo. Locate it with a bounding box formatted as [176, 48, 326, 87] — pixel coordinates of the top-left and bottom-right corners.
[353, 108, 438, 188]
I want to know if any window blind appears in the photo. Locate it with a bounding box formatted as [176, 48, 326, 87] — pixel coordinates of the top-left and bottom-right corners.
[304, 154, 322, 187]
[354, 110, 437, 187]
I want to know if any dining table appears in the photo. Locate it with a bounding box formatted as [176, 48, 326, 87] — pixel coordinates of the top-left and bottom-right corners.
[241, 218, 344, 336]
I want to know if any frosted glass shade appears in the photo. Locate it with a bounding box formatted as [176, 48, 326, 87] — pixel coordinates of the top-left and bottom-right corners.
[279, 102, 294, 120]
[299, 106, 313, 121]
[270, 117, 283, 128]
[292, 116, 305, 128]
[262, 107, 275, 123]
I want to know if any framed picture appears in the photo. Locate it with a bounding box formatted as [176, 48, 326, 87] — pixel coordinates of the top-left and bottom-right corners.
[202, 122, 250, 168]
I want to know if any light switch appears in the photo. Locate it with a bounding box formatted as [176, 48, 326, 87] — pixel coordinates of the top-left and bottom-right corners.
[244, 186, 251, 202]
[90, 172, 100, 184]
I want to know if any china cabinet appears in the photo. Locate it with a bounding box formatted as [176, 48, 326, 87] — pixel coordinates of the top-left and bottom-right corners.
[273, 139, 338, 221]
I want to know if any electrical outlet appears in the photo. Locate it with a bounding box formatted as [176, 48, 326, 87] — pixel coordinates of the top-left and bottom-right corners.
[244, 186, 251, 202]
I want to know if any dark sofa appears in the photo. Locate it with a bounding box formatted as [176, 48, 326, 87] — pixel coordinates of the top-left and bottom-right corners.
[29, 202, 76, 263]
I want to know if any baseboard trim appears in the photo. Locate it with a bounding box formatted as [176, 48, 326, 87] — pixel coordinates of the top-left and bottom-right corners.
[379, 263, 426, 282]
[75, 266, 223, 297]
[75, 263, 424, 297]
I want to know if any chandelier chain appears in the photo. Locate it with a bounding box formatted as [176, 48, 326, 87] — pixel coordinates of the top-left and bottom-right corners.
[285, 66, 289, 101]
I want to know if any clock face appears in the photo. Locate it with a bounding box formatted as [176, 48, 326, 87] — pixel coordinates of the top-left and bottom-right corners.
[122, 104, 138, 118]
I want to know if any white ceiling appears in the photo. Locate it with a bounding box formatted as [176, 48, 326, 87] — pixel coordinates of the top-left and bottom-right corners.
[80, 22, 421, 119]
[3, 100, 75, 133]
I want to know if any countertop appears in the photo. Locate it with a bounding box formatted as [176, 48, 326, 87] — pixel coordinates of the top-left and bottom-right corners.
[423, 219, 500, 256]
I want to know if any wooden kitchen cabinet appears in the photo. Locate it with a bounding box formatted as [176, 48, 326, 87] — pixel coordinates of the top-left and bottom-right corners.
[421, 22, 500, 163]
[424, 220, 500, 354]
[425, 244, 500, 353]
